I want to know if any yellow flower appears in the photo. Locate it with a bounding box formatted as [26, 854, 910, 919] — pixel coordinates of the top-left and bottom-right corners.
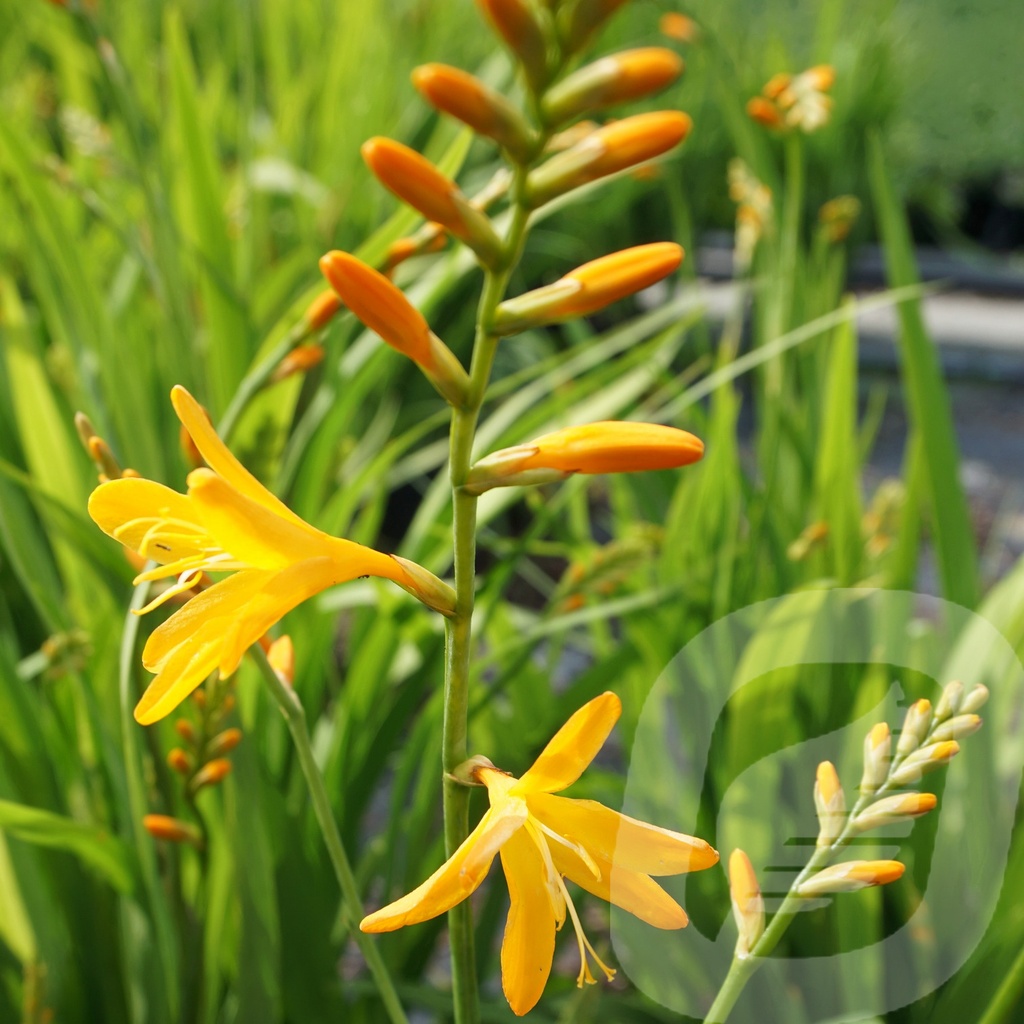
[360, 691, 718, 1016]
[89, 386, 453, 724]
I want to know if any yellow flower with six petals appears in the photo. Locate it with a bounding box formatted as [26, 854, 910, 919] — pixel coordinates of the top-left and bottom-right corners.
[360, 691, 718, 1015]
[89, 386, 452, 724]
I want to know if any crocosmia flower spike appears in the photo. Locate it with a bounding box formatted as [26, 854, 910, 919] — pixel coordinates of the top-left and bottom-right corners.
[89, 386, 454, 723]
[361, 691, 718, 1016]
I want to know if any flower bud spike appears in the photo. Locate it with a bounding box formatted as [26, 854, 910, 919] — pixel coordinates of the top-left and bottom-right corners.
[860, 722, 891, 795]
[412, 64, 537, 162]
[319, 250, 469, 406]
[526, 112, 691, 208]
[814, 761, 846, 848]
[476, 0, 550, 92]
[852, 792, 937, 833]
[493, 243, 684, 333]
[361, 138, 503, 268]
[799, 860, 905, 897]
[541, 49, 684, 126]
[896, 699, 933, 757]
[729, 849, 764, 959]
[467, 421, 704, 492]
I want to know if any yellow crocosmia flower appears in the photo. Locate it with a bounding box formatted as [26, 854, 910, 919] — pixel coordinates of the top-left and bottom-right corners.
[360, 691, 718, 1016]
[89, 386, 453, 725]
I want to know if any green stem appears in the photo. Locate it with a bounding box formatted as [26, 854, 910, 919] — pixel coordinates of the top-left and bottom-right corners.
[442, 175, 532, 1024]
[249, 646, 409, 1024]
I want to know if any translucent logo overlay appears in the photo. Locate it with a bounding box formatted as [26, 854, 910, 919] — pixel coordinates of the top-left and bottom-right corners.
[615, 588, 1023, 1022]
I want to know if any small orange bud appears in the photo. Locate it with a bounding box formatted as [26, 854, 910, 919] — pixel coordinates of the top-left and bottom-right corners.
[799, 859, 905, 896]
[189, 758, 232, 793]
[362, 138, 502, 267]
[814, 761, 846, 847]
[303, 290, 342, 332]
[805, 64, 836, 92]
[542, 49, 684, 125]
[87, 435, 123, 481]
[467, 421, 704, 491]
[270, 344, 325, 383]
[167, 748, 192, 775]
[659, 13, 699, 43]
[762, 73, 792, 100]
[861, 721, 892, 793]
[493, 243, 683, 332]
[853, 792, 937, 832]
[207, 727, 243, 758]
[320, 250, 469, 405]
[560, 0, 629, 53]
[174, 719, 197, 745]
[392, 556, 458, 617]
[476, 0, 549, 90]
[728, 849, 764, 958]
[746, 96, 784, 128]
[897, 698, 933, 757]
[526, 111, 692, 207]
[192, 689, 207, 710]
[142, 814, 203, 847]
[412, 64, 536, 161]
[267, 635, 295, 686]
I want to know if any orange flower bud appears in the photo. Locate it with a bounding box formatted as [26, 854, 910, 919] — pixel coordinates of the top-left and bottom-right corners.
[412, 64, 536, 161]
[542, 49, 683, 125]
[167, 748, 193, 775]
[526, 111, 691, 207]
[889, 740, 960, 786]
[270, 344, 325, 384]
[467, 421, 704, 491]
[192, 689, 207, 710]
[74, 411, 97, 450]
[392, 556, 458, 617]
[814, 761, 846, 847]
[143, 814, 204, 847]
[319, 250, 469, 405]
[207, 727, 243, 758]
[930, 713, 982, 743]
[960, 684, 989, 714]
[659, 13, 699, 43]
[728, 849, 764, 958]
[861, 721, 892, 793]
[852, 792, 937, 833]
[475, 0, 549, 90]
[493, 243, 683, 332]
[267, 635, 294, 686]
[87, 435, 123, 481]
[746, 96, 783, 128]
[762, 73, 792, 100]
[174, 719, 197, 745]
[805, 64, 836, 92]
[189, 758, 232, 793]
[799, 860, 905, 897]
[897, 698, 933, 757]
[934, 680, 963, 721]
[362, 138, 503, 267]
[560, 0, 629, 54]
[302, 290, 342, 332]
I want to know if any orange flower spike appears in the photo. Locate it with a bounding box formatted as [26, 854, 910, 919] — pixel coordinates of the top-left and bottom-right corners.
[412, 64, 536, 161]
[493, 243, 683, 333]
[542, 48, 684, 125]
[475, 0, 550, 91]
[526, 111, 692, 208]
[362, 138, 503, 268]
[319, 250, 469, 406]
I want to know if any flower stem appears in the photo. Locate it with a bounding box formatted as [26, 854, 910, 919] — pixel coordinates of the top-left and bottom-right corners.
[249, 645, 409, 1024]
[442, 172, 533, 1024]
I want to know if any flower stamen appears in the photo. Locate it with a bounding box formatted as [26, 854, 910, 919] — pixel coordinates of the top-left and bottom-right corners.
[554, 873, 616, 988]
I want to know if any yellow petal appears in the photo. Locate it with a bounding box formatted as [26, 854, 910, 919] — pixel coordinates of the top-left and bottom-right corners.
[88, 478, 198, 553]
[527, 793, 719, 875]
[187, 469, 329, 568]
[170, 386, 307, 528]
[517, 691, 621, 794]
[499, 827, 557, 1016]
[134, 621, 224, 724]
[142, 570, 268, 673]
[548, 841, 688, 929]
[216, 558, 343, 676]
[360, 802, 527, 933]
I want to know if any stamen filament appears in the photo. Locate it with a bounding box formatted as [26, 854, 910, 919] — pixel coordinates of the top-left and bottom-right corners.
[535, 819, 601, 879]
[554, 873, 617, 988]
